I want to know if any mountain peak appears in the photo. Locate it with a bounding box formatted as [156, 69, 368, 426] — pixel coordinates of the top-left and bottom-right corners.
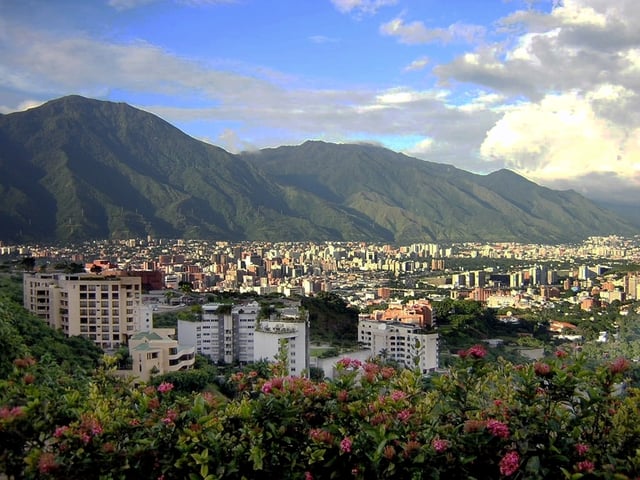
[0, 96, 636, 243]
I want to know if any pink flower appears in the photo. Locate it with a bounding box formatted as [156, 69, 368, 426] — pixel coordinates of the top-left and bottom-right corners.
[534, 362, 552, 377]
[162, 409, 178, 425]
[157, 382, 174, 394]
[38, 452, 58, 474]
[340, 436, 353, 453]
[381, 366, 395, 379]
[575, 443, 590, 456]
[390, 390, 407, 401]
[431, 438, 449, 453]
[462, 344, 487, 359]
[309, 429, 333, 444]
[499, 451, 520, 476]
[576, 460, 595, 473]
[383, 445, 396, 459]
[337, 358, 362, 370]
[555, 349, 568, 358]
[463, 419, 486, 433]
[304, 472, 314, 480]
[486, 419, 510, 439]
[91, 423, 103, 436]
[397, 409, 412, 423]
[11, 406, 24, 417]
[261, 381, 273, 394]
[54, 426, 69, 438]
[609, 357, 630, 375]
[0, 406, 24, 420]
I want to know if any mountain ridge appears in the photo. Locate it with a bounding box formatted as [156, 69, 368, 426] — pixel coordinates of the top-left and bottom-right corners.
[0, 95, 636, 244]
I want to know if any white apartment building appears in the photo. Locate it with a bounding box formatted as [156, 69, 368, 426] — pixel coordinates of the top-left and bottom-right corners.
[254, 305, 309, 376]
[178, 301, 260, 364]
[23, 272, 143, 350]
[358, 319, 439, 374]
[178, 300, 309, 375]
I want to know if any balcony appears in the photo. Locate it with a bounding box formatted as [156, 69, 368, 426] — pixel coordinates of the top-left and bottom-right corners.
[168, 345, 196, 362]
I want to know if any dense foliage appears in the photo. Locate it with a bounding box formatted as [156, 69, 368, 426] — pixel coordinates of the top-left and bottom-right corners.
[302, 292, 359, 345]
[0, 276, 102, 377]
[2, 341, 640, 479]
[3, 273, 640, 478]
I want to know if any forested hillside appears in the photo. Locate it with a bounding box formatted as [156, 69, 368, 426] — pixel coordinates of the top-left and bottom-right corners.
[1, 95, 636, 243]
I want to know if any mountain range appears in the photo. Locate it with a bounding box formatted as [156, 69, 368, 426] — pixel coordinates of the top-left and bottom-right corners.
[0, 95, 636, 244]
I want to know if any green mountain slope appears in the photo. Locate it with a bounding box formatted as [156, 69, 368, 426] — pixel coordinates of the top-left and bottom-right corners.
[0, 96, 330, 241]
[242, 141, 637, 243]
[0, 96, 636, 243]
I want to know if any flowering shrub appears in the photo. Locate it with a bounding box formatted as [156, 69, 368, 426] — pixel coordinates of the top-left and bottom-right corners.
[1, 348, 640, 479]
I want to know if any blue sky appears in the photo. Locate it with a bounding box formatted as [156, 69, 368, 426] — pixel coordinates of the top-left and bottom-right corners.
[2, 0, 640, 204]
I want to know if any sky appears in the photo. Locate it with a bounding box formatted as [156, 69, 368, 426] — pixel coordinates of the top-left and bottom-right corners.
[1, 0, 640, 205]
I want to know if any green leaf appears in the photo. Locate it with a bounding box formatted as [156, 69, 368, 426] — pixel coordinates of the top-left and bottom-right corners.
[250, 445, 265, 470]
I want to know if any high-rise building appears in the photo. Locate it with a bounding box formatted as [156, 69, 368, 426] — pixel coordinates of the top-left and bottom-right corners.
[358, 319, 438, 374]
[178, 300, 309, 376]
[23, 272, 143, 350]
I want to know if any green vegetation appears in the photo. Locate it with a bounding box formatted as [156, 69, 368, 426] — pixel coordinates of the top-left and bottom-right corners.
[301, 292, 359, 346]
[4, 273, 640, 477]
[1, 95, 636, 244]
[0, 275, 102, 377]
[2, 339, 640, 478]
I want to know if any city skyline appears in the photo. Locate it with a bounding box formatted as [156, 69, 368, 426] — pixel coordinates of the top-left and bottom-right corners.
[2, 0, 639, 204]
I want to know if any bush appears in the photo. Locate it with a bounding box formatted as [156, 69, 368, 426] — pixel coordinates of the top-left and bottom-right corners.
[1, 348, 640, 479]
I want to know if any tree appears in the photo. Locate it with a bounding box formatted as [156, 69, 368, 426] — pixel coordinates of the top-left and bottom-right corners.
[164, 290, 177, 305]
[20, 257, 36, 271]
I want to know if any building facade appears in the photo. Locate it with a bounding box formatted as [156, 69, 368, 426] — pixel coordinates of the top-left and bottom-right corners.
[357, 299, 438, 374]
[23, 272, 143, 350]
[127, 329, 195, 383]
[178, 300, 309, 375]
[358, 319, 438, 374]
[253, 305, 310, 376]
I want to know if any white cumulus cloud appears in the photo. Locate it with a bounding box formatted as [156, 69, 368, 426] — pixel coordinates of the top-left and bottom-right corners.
[480, 87, 640, 188]
[330, 0, 397, 16]
[380, 17, 485, 45]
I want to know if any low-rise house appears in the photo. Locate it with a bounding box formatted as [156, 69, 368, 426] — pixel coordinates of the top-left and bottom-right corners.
[126, 328, 195, 382]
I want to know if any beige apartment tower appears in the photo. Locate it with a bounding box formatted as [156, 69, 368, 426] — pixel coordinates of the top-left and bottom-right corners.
[23, 272, 142, 350]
